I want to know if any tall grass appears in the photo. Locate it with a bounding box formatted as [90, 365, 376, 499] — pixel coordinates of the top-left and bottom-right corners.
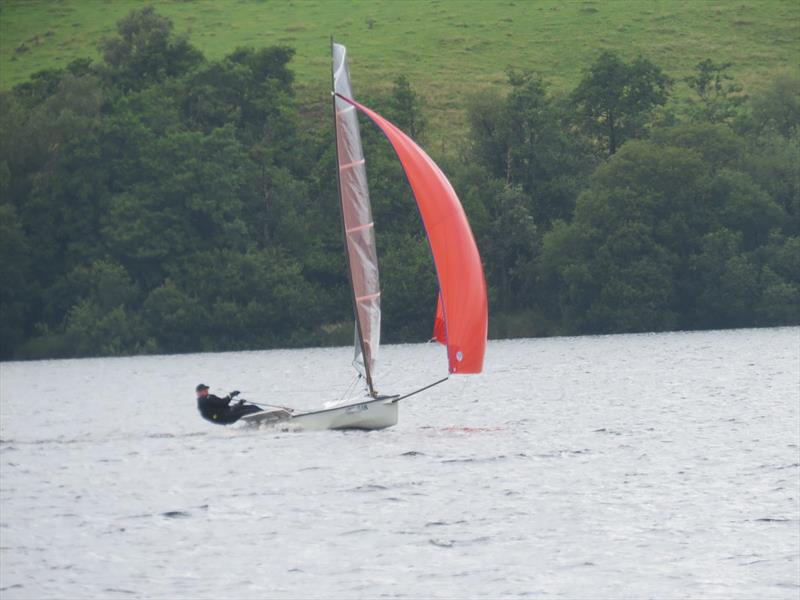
[2, 0, 798, 141]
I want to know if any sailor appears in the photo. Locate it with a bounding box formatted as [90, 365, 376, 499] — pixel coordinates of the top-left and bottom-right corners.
[195, 383, 261, 424]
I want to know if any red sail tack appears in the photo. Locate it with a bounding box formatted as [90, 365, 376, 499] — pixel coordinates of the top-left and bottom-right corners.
[336, 94, 488, 374]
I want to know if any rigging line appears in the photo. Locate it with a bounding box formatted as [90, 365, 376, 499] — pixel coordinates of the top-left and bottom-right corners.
[253, 403, 294, 413]
[389, 376, 449, 404]
[340, 372, 362, 402]
[231, 394, 293, 412]
[241, 388, 355, 395]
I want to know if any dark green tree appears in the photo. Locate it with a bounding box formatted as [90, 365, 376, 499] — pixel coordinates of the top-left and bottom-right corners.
[0, 204, 32, 357]
[466, 72, 591, 226]
[387, 75, 426, 140]
[755, 268, 800, 325]
[571, 51, 671, 155]
[745, 71, 800, 138]
[379, 234, 438, 342]
[688, 229, 759, 327]
[99, 6, 202, 91]
[59, 260, 151, 357]
[752, 232, 800, 326]
[541, 140, 706, 332]
[685, 59, 745, 124]
[484, 185, 540, 311]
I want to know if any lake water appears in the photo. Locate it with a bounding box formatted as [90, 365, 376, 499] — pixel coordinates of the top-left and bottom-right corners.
[1, 328, 798, 599]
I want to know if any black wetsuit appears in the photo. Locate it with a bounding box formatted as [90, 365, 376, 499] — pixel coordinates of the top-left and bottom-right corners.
[197, 394, 261, 425]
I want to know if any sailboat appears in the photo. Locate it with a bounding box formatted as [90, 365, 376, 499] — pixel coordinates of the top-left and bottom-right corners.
[240, 42, 487, 431]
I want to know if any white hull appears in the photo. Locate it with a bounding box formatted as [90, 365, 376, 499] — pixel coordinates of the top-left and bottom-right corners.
[240, 396, 398, 431]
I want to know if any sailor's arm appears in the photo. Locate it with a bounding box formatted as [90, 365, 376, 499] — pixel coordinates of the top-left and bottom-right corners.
[226, 390, 242, 406]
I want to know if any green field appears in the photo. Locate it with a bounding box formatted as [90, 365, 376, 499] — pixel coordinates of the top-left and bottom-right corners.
[2, 0, 799, 139]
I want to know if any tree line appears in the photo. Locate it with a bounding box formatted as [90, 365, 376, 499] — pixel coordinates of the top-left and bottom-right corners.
[0, 6, 797, 360]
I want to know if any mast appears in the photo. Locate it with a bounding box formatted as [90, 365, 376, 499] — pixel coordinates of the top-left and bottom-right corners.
[331, 39, 378, 396]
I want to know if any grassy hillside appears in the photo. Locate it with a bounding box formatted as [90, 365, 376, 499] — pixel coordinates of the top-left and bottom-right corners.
[2, 0, 799, 141]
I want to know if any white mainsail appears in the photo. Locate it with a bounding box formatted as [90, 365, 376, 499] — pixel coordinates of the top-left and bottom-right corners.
[332, 42, 381, 393]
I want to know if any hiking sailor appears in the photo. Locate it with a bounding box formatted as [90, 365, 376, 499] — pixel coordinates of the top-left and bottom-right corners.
[195, 384, 261, 424]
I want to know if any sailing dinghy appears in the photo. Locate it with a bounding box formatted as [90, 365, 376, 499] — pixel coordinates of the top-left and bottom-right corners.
[240, 42, 487, 431]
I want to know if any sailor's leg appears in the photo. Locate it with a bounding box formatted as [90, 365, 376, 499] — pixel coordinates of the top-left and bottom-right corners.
[227, 404, 263, 422]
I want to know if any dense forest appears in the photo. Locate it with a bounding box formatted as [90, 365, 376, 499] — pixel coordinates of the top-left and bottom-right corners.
[1, 7, 798, 360]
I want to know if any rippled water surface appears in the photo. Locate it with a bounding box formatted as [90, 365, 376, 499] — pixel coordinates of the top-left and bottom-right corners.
[1, 328, 799, 599]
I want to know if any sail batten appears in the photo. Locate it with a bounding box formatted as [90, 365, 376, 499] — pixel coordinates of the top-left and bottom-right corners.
[339, 159, 366, 171]
[346, 222, 374, 234]
[332, 42, 381, 390]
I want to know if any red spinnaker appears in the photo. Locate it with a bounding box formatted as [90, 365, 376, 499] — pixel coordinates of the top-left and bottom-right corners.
[336, 94, 488, 374]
